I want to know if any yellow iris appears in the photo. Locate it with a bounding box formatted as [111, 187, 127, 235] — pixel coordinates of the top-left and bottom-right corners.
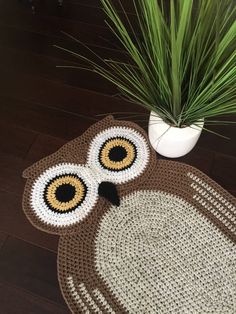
[45, 176, 85, 212]
[100, 138, 136, 170]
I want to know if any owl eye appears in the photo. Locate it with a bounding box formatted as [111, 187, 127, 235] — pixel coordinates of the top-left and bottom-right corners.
[87, 127, 150, 184]
[30, 163, 98, 228]
[99, 137, 137, 171]
[44, 175, 87, 213]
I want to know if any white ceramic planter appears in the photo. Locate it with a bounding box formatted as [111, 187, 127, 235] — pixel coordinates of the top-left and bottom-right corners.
[148, 111, 204, 158]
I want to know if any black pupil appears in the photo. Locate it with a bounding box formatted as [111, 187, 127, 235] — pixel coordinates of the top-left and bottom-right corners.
[55, 184, 76, 203]
[109, 146, 127, 162]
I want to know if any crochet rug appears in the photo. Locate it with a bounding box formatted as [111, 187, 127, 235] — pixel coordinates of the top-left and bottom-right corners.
[22, 116, 236, 313]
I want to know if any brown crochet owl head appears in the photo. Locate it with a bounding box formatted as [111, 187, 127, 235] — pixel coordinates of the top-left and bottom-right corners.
[22, 116, 157, 235]
[22, 116, 236, 314]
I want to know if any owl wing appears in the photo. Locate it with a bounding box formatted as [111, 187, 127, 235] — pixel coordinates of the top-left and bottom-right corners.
[152, 159, 236, 242]
[58, 234, 126, 314]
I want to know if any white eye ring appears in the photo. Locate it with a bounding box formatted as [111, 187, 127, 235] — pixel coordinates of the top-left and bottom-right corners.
[87, 127, 150, 184]
[30, 163, 99, 227]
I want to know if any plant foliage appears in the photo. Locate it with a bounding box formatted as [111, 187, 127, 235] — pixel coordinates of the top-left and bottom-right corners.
[57, 0, 236, 127]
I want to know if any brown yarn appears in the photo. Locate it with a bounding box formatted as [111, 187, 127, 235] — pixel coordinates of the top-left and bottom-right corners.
[22, 116, 236, 313]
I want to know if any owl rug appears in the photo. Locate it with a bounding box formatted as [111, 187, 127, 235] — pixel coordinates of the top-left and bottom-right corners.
[22, 116, 236, 314]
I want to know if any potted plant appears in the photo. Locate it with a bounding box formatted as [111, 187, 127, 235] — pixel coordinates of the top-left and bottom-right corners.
[57, 0, 236, 158]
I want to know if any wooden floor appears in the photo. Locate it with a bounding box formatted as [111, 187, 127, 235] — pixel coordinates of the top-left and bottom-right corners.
[0, 1, 235, 313]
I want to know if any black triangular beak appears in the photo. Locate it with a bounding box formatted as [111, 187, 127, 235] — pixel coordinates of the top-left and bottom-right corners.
[98, 181, 120, 206]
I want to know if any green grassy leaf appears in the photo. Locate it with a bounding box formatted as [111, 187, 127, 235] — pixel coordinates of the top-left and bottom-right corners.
[56, 0, 236, 130]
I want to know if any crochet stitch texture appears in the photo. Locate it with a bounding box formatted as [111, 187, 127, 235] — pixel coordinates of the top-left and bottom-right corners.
[22, 116, 236, 313]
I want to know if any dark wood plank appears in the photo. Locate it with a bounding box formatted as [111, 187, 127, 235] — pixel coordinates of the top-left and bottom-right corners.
[14, 0, 135, 14]
[0, 123, 37, 195]
[0, 77, 144, 139]
[0, 123, 36, 195]
[0, 67, 134, 114]
[176, 146, 215, 175]
[0, 24, 126, 63]
[0, 96, 92, 140]
[0, 237, 65, 305]
[210, 153, 236, 194]
[0, 4, 118, 50]
[0, 232, 7, 250]
[198, 117, 236, 157]
[23, 0, 109, 25]
[67, 0, 136, 13]
[0, 190, 59, 252]
[0, 151, 26, 196]
[3, 0, 136, 26]
[0, 45, 116, 94]
[0, 122, 37, 158]
[1, 282, 69, 314]
[228, 189, 236, 197]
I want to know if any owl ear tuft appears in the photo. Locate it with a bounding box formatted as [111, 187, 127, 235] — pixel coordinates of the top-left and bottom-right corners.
[102, 115, 114, 122]
[22, 150, 66, 180]
[22, 163, 38, 179]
